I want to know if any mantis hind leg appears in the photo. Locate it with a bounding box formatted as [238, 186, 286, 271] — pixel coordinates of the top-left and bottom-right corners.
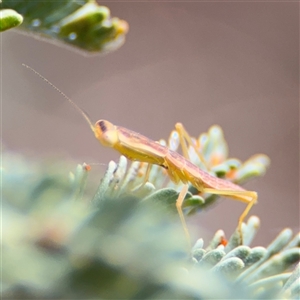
[176, 184, 191, 248]
[203, 188, 257, 243]
[175, 123, 208, 170]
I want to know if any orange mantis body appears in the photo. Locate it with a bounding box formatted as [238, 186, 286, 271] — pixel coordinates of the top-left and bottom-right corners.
[95, 121, 257, 244]
[23, 64, 257, 245]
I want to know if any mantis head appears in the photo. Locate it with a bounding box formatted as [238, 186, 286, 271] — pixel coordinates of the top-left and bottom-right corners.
[93, 120, 119, 147]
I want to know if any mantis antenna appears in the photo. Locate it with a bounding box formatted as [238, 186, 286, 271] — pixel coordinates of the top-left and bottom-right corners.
[22, 64, 95, 132]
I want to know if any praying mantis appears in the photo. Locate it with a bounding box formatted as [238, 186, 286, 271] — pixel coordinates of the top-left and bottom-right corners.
[23, 64, 258, 246]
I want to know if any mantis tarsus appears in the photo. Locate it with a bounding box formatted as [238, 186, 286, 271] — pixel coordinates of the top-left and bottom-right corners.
[23, 64, 258, 246]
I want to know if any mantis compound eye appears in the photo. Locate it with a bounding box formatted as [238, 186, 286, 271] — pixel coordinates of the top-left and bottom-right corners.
[97, 120, 108, 133]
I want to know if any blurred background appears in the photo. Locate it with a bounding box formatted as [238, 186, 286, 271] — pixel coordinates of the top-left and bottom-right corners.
[2, 1, 299, 245]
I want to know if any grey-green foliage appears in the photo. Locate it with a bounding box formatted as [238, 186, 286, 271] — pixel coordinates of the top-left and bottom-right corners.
[2, 151, 299, 299]
[1, 0, 128, 53]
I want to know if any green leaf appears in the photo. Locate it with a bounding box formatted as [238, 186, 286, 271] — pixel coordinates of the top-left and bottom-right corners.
[2, 0, 128, 54]
[0, 9, 23, 32]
